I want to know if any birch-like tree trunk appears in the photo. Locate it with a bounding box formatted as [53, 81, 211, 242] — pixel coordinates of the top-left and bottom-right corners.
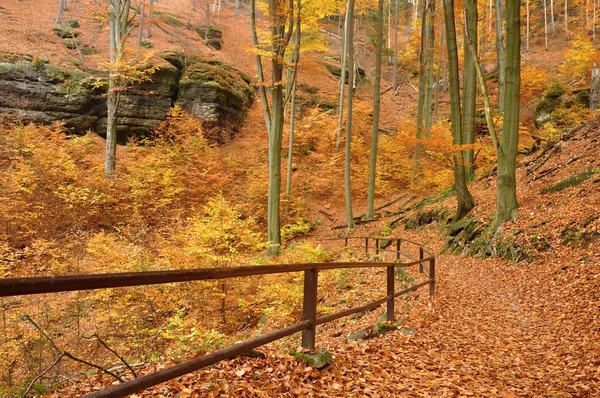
[55, 0, 66, 23]
[366, 0, 385, 219]
[285, 0, 301, 198]
[550, 0, 556, 37]
[544, 0, 549, 50]
[564, 0, 569, 40]
[414, 0, 429, 174]
[393, 0, 399, 89]
[345, 0, 357, 230]
[336, 10, 350, 149]
[495, 0, 520, 225]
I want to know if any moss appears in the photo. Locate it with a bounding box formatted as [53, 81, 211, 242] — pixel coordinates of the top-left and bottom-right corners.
[141, 40, 153, 49]
[67, 19, 80, 28]
[80, 47, 99, 55]
[536, 81, 565, 115]
[298, 83, 319, 94]
[180, 60, 254, 106]
[545, 169, 599, 193]
[54, 25, 80, 38]
[290, 349, 333, 369]
[156, 12, 184, 27]
[63, 38, 82, 50]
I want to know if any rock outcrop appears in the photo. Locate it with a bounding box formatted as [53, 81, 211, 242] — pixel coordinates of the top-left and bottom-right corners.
[0, 54, 254, 144]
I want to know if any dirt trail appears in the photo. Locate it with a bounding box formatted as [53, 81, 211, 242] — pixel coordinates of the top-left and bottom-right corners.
[315, 253, 600, 397]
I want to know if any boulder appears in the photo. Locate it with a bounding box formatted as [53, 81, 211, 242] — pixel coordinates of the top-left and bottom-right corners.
[177, 58, 254, 143]
[0, 62, 100, 131]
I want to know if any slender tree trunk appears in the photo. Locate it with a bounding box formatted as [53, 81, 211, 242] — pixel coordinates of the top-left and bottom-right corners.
[55, 0, 66, 23]
[591, 63, 600, 110]
[366, 0, 385, 219]
[286, 1, 301, 198]
[550, 0, 556, 37]
[387, 0, 392, 64]
[393, 0, 399, 89]
[105, 0, 129, 178]
[544, 0, 549, 50]
[495, 0, 505, 111]
[443, 0, 475, 221]
[495, 0, 520, 225]
[235, 0, 240, 18]
[414, 0, 429, 175]
[594, 0, 597, 40]
[413, 0, 419, 31]
[137, 3, 145, 53]
[463, 0, 478, 180]
[345, 0, 357, 230]
[250, 0, 272, 136]
[205, 1, 211, 45]
[424, 0, 435, 136]
[526, 0, 530, 51]
[336, 10, 350, 150]
[564, 0, 570, 40]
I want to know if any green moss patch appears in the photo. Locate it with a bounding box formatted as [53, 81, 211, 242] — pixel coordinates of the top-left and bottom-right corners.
[545, 169, 599, 193]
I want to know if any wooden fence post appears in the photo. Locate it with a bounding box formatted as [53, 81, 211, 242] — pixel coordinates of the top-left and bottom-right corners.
[396, 239, 401, 261]
[386, 265, 395, 321]
[419, 247, 424, 273]
[301, 268, 318, 350]
[375, 238, 379, 255]
[429, 257, 435, 296]
[365, 238, 369, 255]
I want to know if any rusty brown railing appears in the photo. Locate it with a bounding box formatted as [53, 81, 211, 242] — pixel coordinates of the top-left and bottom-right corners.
[0, 236, 435, 398]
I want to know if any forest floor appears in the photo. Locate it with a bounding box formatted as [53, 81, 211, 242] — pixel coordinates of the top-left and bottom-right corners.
[63, 230, 598, 397]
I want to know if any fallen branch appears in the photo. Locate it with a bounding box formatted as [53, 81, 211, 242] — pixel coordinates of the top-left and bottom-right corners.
[22, 354, 66, 398]
[23, 315, 125, 384]
[83, 333, 138, 378]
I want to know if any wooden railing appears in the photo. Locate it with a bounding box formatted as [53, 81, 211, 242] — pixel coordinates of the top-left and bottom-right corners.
[0, 236, 435, 398]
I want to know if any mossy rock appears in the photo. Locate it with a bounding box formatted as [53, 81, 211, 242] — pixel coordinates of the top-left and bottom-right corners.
[80, 46, 99, 55]
[67, 19, 80, 28]
[544, 169, 599, 193]
[63, 38, 82, 50]
[324, 63, 365, 85]
[535, 81, 566, 127]
[141, 40, 153, 49]
[195, 25, 223, 40]
[156, 12, 184, 27]
[348, 312, 402, 341]
[404, 208, 450, 229]
[54, 25, 80, 38]
[290, 349, 333, 369]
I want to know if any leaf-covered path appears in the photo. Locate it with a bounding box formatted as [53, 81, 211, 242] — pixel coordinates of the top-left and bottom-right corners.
[160, 250, 599, 397]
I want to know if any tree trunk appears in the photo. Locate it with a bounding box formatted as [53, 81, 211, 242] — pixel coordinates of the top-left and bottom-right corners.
[286, 1, 301, 198]
[424, 0, 434, 136]
[105, 0, 129, 178]
[564, 0, 569, 40]
[544, 0, 549, 50]
[336, 11, 350, 150]
[393, 0, 399, 90]
[414, 0, 429, 175]
[345, 0, 357, 230]
[462, 0, 478, 181]
[526, 0, 530, 51]
[55, 0, 66, 23]
[495, 0, 520, 225]
[495, 0, 505, 111]
[550, 0, 557, 37]
[591, 63, 600, 111]
[235, 0, 240, 18]
[443, 0, 475, 221]
[137, 3, 145, 54]
[366, 0, 385, 219]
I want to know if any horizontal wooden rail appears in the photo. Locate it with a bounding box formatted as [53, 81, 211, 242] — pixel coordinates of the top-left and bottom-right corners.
[85, 320, 312, 398]
[0, 260, 432, 297]
[2, 236, 435, 398]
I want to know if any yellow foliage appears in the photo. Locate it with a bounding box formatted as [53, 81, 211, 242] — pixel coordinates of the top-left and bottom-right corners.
[559, 34, 600, 83]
